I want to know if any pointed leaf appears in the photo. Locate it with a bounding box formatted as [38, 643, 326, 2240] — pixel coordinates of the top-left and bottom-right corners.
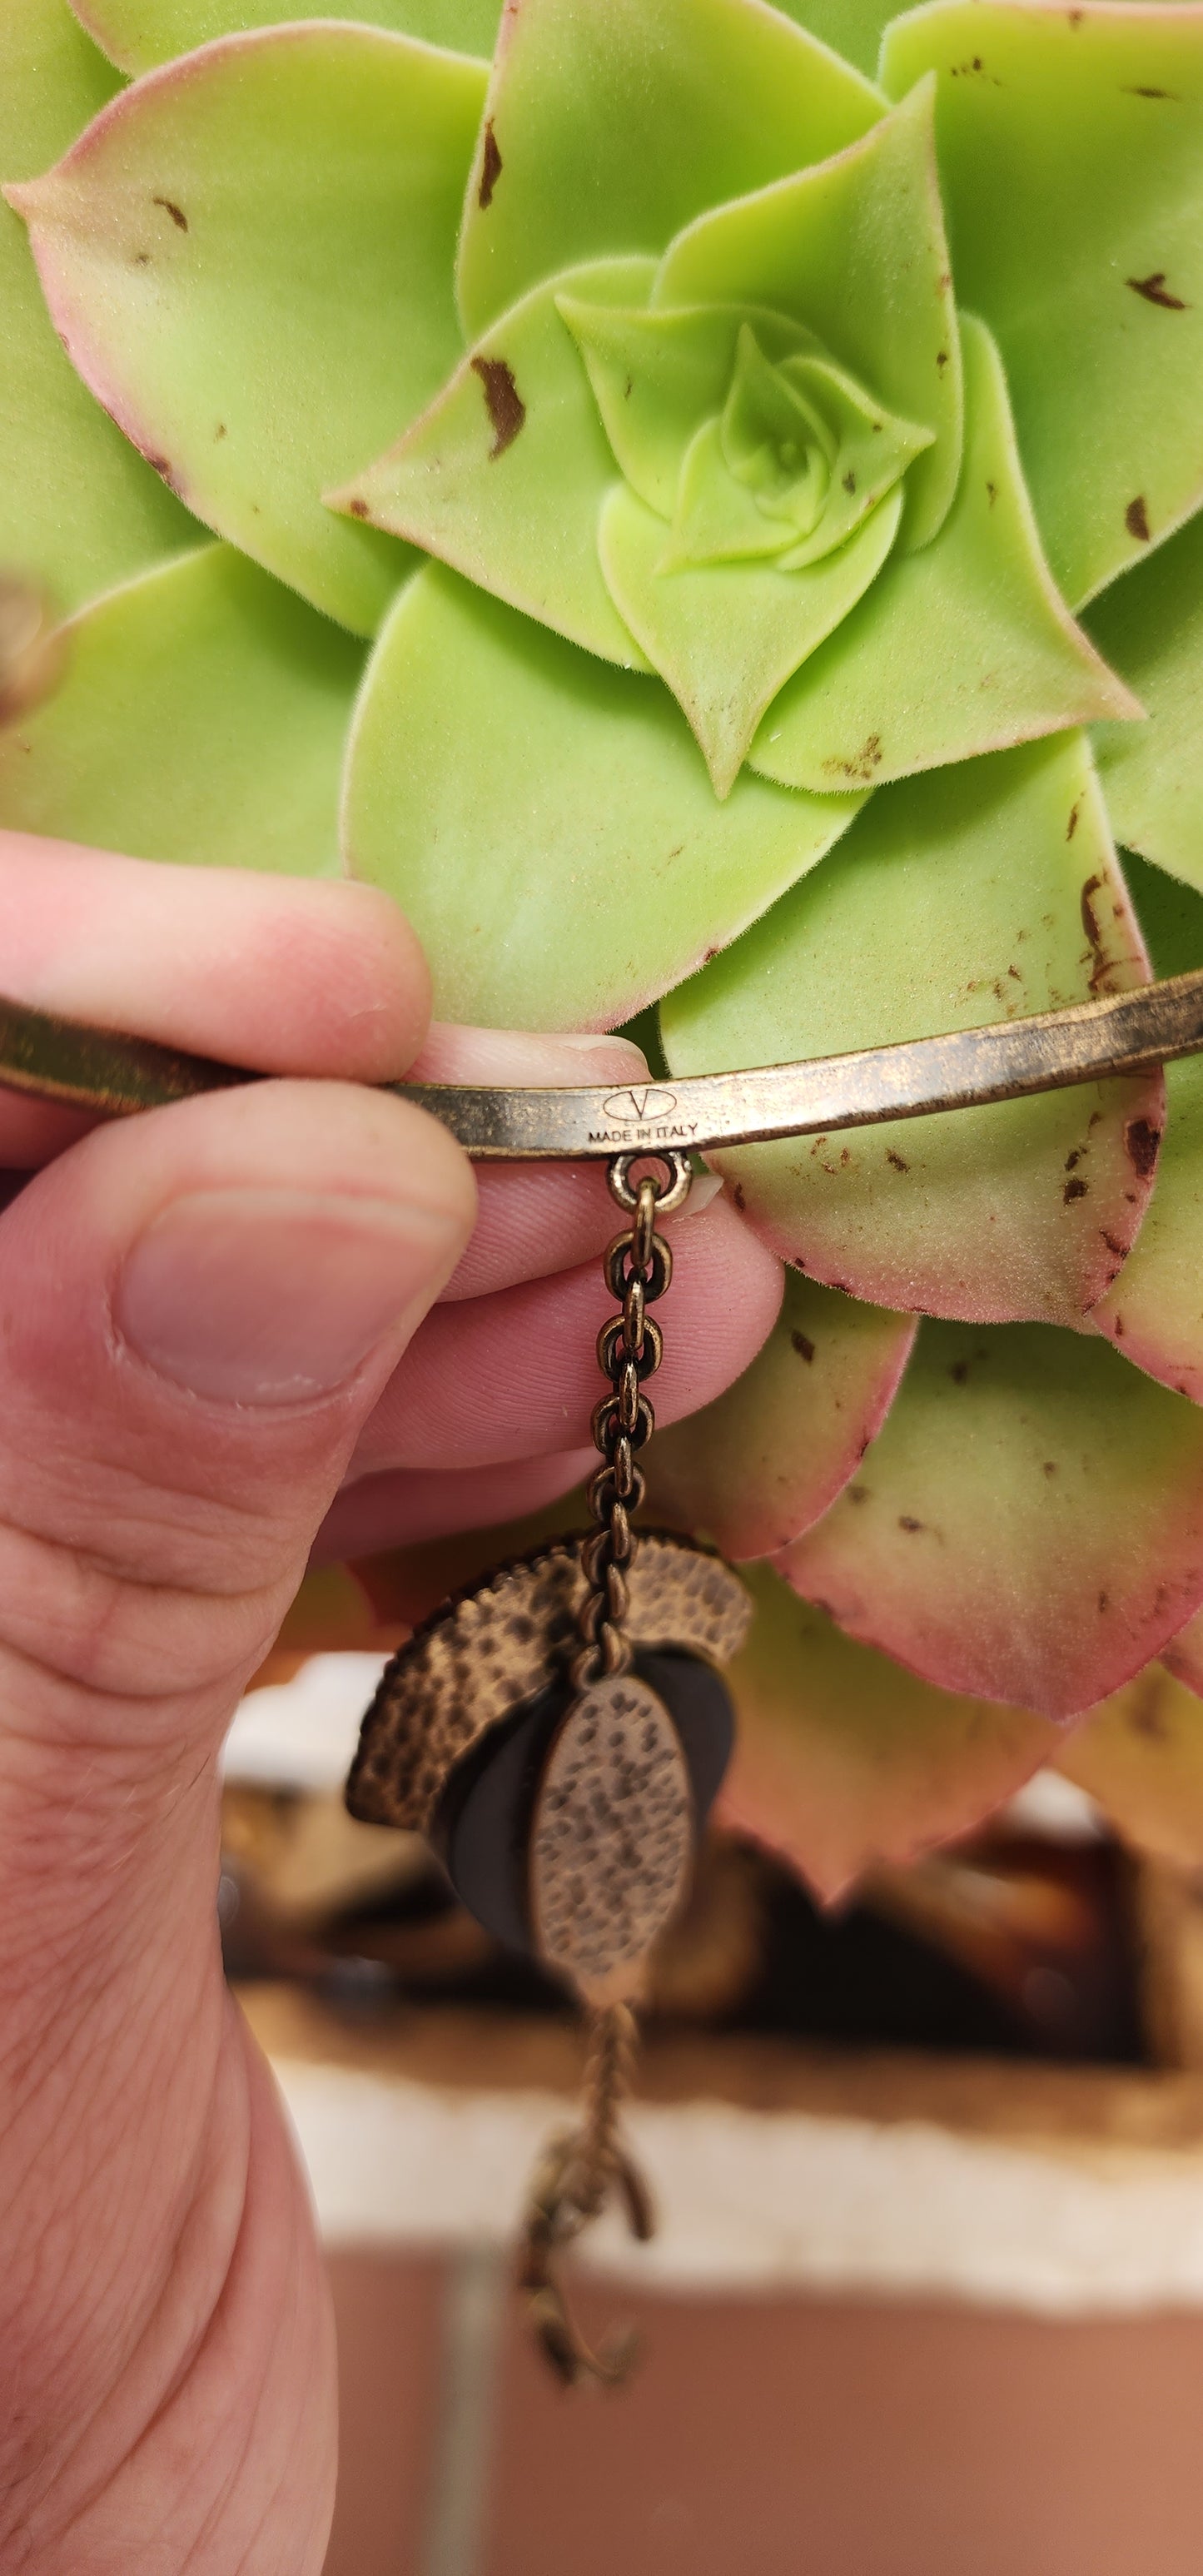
[599, 479, 902, 794]
[748, 316, 1138, 794]
[331, 260, 655, 669]
[456, 0, 882, 337]
[663, 734, 1162, 1325]
[780, 1318, 1203, 1718]
[643, 1269, 916, 1560]
[723, 1561, 1056, 1902]
[9, 26, 485, 633]
[0, 545, 363, 873]
[882, 0, 1203, 607]
[341, 563, 863, 1028]
[1, 0, 196, 615]
[1055, 1664, 1203, 1868]
[1088, 509, 1203, 897]
[1091, 858, 1203, 1401]
[656, 79, 961, 548]
[71, 0, 502, 75]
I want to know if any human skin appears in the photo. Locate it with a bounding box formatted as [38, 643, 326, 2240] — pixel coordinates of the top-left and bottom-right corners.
[0, 830, 781, 2573]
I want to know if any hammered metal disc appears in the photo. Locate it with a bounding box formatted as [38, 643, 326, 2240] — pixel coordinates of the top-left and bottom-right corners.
[529, 1673, 693, 2003]
[345, 1534, 750, 1831]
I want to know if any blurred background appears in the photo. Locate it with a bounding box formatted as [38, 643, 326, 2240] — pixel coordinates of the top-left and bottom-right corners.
[221, 1637, 1203, 2576]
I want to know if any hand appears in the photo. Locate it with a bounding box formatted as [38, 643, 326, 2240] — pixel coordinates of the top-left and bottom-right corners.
[0, 832, 781, 2572]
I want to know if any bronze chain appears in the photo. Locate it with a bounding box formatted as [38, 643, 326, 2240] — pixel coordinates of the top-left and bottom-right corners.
[570, 1148, 693, 1692]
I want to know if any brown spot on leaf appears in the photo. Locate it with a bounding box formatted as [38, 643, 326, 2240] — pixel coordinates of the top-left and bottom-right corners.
[1112, 1311, 1125, 1335]
[1101, 1230, 1125, 1257]
[477, 120, 502, 211]
[936, 349, 949, 370]
[133, 250, 150, 266]
[1126, 495, 1151, 542]
[471, 355, 526, 459]
[1079, 872, 1118, 994]
[898, 1514, 924, 1534]
[346, 497, 370, 519]
[732, 1182, 746, 1211]
[1125, 1116, 1161, 1177]
[214, 422, 226, 440]
[1043, 1460, 1057, 1476]
[791, 1330, 815, 1364]
[848, 1484, 869, 1505]
[1124, 85, 1177, 99]
[950, 1360, 970, 1384]
[142, 450, 180, 494]
[1063, 1176, 1088, 1202]
[1127, 271, 1188, 311]
[1065, 1149, 1081, 1171]
[886, 1148, 908, 1172]
[152, 195, 187, 231]
[1066, 799, 1081, 841]
[1098, 1590, 1110, 1614]
[823, 733, 882, 785]
[986, 480, 997, 505]
[843, 470, 857, 493]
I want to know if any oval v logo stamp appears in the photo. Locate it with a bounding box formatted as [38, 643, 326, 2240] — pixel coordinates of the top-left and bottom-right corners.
[601, 1086, 679, 1124]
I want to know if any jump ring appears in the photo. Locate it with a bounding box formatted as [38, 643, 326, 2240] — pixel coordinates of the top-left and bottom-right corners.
[606, 1151, 693, 1218]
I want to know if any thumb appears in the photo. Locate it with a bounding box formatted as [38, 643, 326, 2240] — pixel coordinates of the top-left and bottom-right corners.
[0, 1074, 474, 1747]
[0, 1078, 472, 2544]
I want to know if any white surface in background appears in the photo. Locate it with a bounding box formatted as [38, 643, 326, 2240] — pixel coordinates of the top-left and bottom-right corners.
[992, 1769, 1104, 1843]
[277, 2058, 1203, 2313]
[221, 1653, 390, 1789]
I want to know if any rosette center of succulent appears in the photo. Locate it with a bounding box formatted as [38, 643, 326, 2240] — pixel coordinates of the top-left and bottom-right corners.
[669, 324, 928, 574]
[555, 294, 935, 791]
[560, 300, 932, 574]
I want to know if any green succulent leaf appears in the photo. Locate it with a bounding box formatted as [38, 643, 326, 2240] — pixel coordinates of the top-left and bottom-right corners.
[341, 563, 863, 1028]
[1055, 1664, 1203, 1868]
[68, 0, 503, 75]
[779, 1318, 1203, 1719]
[455, 0, 883, 338]
[643, 1269, 917, 1560]
[723, 1561, 1056, 1902]
[1, 0, 196, 615]
[1088, 510, 1203, 898]
[331, 260, 655, 669]
[662, 733, 1161, 1325]
[748, 316, 1139, 794]
[882, 0, 1203, 607]
[1091, 858, 1203, 1403]
[8, 25, 486, 634]
[0, 545, 362, 873]
[655, 77, 961, 550]
[599, 478, 902, 796]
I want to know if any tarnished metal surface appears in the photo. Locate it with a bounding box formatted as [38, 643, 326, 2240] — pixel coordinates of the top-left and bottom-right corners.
[3, 969, 1203, 1157]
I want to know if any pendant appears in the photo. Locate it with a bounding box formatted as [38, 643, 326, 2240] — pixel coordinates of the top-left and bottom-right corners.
[345, 1151, 751, 2385]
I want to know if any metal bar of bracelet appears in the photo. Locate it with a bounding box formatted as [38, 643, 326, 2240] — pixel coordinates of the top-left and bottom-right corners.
[2, 971, 1203, 1161]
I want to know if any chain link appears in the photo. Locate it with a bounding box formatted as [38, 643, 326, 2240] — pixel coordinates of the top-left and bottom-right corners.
[569, 1151, 693, 1693]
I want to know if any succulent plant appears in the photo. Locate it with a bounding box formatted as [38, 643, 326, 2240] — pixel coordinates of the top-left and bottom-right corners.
[5, 0, 1203, 1889]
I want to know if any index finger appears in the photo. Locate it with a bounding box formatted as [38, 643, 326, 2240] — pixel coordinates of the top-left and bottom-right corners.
[0, 831, 430, 1163]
